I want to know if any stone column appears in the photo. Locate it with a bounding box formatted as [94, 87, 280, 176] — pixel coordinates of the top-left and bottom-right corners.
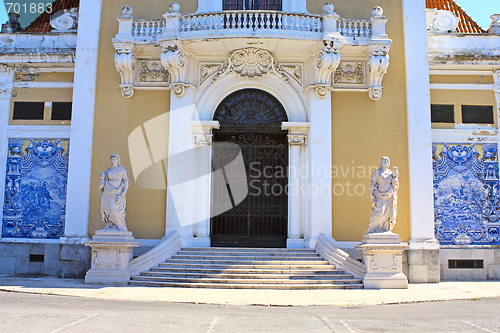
[0, 65, 14, 222]
[64, 0, 103, 240]
[306, 91, 333, 247]
[282, 122, 310, 248]
[190, 121, 220, 247]
[402, 0, 440, 283]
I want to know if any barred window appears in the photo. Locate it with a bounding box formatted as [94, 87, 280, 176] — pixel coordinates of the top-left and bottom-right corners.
[223, 0, 282, 11]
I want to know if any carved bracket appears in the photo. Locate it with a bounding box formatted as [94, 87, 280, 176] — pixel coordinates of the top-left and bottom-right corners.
[315, 42, 341, 98]
[193, 134, 213, 146]
[288, 135, 307, 147]
[161, 44, 187, 96]
[0, 64, 14, 99]
[368, 49, 390, 101]
[114, 46, 136, 98]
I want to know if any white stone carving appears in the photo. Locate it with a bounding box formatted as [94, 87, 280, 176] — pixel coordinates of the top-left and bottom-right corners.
[138, 61, 169, 84]
[85, 230, 140, 285]
[278, 63, 303, 86]
[367, 157, 398, 234]
[193, 134, 213, 146]
[161, 44, 187, 96]
[355, 232, 409, 289]
[426, 9, 459, 33]
[334, 62, 365, 85]
[50, 8, 79, 32]
[494, 70, 500, 118]
[99, 154, 130, 231]
[114, 46, 136, 98]
[323, 2, 335, 15]
[316, 43, 341, 98]
[287, 135, 307, 146]
[368, 50, 389, 101]
[490, 14, 500, 35]
[199, 63, 224, 85]
[0, 64, 14, 98]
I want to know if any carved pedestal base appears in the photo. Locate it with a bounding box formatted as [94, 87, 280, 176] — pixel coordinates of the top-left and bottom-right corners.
[84, 229, 140, 285]
[355, 232, 409, 289]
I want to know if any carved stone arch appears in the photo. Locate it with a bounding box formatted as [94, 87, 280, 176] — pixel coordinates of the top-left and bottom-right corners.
[195, 73, 306, 122]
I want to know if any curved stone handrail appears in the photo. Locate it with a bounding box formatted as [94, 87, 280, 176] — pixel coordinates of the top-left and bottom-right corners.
[181, 11, 322, 33]
[127, 231, 182, 276]
[315, 233, 366, 279]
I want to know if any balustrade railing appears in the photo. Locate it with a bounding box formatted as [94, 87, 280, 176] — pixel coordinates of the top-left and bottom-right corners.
[337, 18, 372, 38]
[125, 12, 376, 40]
[133, 19, 165, 38]
[181, 11, 322, 33]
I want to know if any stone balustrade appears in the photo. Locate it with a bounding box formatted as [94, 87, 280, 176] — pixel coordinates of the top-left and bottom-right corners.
[337, 18, 372, 38]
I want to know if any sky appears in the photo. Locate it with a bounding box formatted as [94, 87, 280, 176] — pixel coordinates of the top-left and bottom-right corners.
[0, 0, 499, 29]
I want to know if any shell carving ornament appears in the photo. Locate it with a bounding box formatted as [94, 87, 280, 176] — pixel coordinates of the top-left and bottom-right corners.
[230, 48, 273, 78]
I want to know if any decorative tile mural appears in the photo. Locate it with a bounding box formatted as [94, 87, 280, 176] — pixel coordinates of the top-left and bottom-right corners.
[2, 139, 70, 239]
[433, 143, 500, 245]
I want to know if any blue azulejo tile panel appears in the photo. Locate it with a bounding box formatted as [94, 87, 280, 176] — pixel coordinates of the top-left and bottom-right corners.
[2, 139, 70, 239]
[433, 143, 500, 245]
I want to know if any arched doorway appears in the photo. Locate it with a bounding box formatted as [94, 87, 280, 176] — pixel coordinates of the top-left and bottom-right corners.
[211, 89, 289, 248]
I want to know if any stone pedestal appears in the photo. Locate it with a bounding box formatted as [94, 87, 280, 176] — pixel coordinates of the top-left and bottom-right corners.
[84, 229, 140, 285]
[355, 232, 409, 289]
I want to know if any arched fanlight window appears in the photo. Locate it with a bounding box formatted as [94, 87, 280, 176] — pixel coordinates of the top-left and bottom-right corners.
[223, 0, 282, 11]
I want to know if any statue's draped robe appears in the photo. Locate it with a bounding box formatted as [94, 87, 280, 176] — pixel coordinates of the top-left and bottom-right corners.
[100, 166, 129, 231]
[368, 169, 398, 233]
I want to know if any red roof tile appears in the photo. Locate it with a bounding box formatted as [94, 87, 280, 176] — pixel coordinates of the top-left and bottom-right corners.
[426, 0, 487, 33]
[24, 0, 80, 32]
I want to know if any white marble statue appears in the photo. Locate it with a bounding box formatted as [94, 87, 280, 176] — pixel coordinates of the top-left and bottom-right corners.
[99, 154, 130, 231]
[367, 156, 399, 233]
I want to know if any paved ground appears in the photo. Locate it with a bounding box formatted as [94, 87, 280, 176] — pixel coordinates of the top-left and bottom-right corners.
[1, 291, 500, 333]
[1, 274, 500, 306]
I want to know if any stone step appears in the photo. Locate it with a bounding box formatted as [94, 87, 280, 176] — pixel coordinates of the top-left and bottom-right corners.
[129, 280, 364, 289]
[171, 255, 321, 261]
[149, 267, 343, 274]
[177, 250, 320, 257]
[158, 262, 331, 269]
[183, 247, 317, 253]
[165, 259, 329, 265]
[140, 271, 354, 279]
[130, 275, 362, 285]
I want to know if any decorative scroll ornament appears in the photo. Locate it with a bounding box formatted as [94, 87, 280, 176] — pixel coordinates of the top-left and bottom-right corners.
[211, 48, 288, 84]
[193, 134, 213, 146]
[50, 8, 79, 32]
[334, 63, 365, 85]
[278, 63, 303, 86]
[199, 63, 224, 85]
[0, 64, 14, 98]
[288, 135, 307, 146]
[315, 44, 341, 98]
[161, 44, 187, 96]
[368, 49, 389, 101]
[139, 61, 169, 83]
[114, 47, 136, 98]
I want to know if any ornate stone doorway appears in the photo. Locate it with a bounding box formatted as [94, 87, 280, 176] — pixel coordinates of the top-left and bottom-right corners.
[210, 89, 289, 247]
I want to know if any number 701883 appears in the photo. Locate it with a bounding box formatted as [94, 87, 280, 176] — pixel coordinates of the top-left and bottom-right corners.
[5, 2, 53, 14]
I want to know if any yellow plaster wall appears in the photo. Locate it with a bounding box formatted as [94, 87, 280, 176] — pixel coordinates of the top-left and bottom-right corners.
[430, 90, 497, 129]
[429, 75, 494, 84]
[87, 0, 200, 239]
[308, 0, 411, 241]
[13, 72, 74, 83]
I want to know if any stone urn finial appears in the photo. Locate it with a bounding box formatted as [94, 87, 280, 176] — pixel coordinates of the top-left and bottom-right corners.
[490, 14, 500, 35]
[170, 2, 181, 13]
[372, 6, 384, 17]
[120, 6, 133, 18]
[323, 3, 334, 15]
[1, 12, 21, 33]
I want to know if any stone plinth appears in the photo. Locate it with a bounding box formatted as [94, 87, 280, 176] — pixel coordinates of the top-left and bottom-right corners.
[355, 232, 409, 289]
[84, 229, 140, 285]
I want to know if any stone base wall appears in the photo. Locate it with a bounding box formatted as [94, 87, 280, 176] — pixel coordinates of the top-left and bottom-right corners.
[0, 242, 91, 279]
[440, 248, 500, 281]
[407, 249, 440, 283]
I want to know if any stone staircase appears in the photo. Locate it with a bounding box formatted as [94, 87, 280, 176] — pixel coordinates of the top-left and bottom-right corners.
[129, 247, 363, 289]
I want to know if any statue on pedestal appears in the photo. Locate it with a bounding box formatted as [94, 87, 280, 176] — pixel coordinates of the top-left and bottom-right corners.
[99, 154, 130, 231]
[367, 156, 399, 233]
